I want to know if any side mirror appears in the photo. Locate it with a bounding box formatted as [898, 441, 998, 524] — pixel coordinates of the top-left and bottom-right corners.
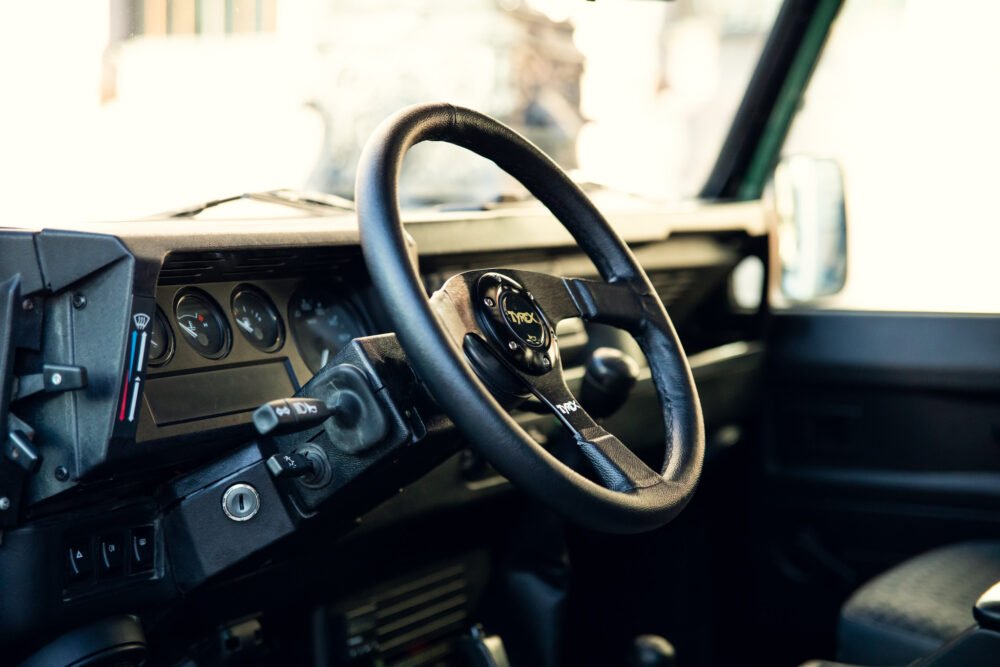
[770, 155, 848, 302]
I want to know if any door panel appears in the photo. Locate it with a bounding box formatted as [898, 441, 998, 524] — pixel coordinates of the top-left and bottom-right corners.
[757, 310, 1000, 658]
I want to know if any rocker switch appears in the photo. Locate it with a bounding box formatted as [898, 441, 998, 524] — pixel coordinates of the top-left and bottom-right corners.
[131, 526, 155, 572]
[66, 541, 93, 582]
[99, 533, 125, 575]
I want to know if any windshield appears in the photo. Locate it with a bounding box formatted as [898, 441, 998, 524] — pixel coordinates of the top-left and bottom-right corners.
[0, 0, 778, 223]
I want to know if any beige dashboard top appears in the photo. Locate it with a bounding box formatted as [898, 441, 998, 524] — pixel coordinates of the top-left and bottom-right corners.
[2, 194, 767, 260]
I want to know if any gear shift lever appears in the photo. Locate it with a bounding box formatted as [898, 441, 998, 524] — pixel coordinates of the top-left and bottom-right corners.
[629, 635, 677, 667]
[579, 347, 640, 419]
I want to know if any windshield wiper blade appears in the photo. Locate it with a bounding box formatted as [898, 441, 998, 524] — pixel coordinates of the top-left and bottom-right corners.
[152, 189, 355, 219]
[258, 189, 355, 211]
[160, 194, 245, 218]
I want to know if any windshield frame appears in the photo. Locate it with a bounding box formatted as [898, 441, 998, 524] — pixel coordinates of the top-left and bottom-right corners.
[700, 0, 844, 201]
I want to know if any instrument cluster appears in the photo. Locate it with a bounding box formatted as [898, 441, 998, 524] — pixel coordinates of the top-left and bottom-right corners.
[150, 280, 368, 378]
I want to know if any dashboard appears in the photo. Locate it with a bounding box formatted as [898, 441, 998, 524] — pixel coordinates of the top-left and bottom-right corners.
[0, 195, 769, 658]
[0, 198, 770, 486]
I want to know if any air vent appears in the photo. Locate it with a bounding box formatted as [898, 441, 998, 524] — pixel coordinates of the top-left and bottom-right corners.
[227, 250, 298, 272]
[420, 247, 589, 293]
[338, 563, 471, 665]
[157, 252, 226, 283]
[647, 263, 737, 323]
[648, 269, 699, 308]
[159, 248, 362, 284]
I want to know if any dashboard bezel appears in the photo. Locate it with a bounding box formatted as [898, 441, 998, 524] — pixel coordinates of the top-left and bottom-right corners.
[138, 273, 376, 446]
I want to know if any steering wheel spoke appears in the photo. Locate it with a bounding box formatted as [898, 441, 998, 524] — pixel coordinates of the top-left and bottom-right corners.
[429, 277, 483, 342]
[525, 370, 661, 493]
[564, 277, 649, 335]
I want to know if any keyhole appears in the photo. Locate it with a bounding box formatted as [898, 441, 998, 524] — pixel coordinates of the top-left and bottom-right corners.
[223, 483, 259, 522]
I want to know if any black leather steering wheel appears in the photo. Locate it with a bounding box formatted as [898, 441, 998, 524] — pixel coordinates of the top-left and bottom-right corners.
[356, 103, 704, 533]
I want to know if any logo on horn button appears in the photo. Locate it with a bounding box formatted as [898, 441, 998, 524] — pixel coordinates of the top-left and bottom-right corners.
[501, 291, 548, 349]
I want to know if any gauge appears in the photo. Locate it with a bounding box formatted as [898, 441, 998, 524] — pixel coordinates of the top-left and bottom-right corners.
[231, 286, 283, 352]
[289, 288, 365, 373]
[174, 290, 231, 359]
[148, 306, 174, 367]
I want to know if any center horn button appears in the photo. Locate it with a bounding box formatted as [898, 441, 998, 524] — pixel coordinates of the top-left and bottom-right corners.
[476, 273, 557, 375]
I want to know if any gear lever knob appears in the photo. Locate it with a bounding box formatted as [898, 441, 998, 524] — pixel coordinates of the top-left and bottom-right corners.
[629, 635, 677, 667]
[579, 347, 640, 419]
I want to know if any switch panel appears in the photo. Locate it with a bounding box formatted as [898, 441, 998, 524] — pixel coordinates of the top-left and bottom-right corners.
[62, 524, 157, 590]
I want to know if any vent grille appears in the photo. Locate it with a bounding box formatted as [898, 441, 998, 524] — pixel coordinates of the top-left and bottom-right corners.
[340, 564, 470, 665]
[157, 252, 226, 282]
[420, 248, 587, 293]
[159, 248, 360, 284]
[648, 269, 699, 308]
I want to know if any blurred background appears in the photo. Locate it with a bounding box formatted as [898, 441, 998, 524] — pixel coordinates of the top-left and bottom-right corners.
[0, 0, 778, 217]
[0, 0, 997, 313]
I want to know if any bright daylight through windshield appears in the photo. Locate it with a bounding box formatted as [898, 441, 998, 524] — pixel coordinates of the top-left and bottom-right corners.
[0, 0, 777, 222]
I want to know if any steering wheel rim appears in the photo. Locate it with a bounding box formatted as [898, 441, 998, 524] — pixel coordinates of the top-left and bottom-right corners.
[356, 103, 704, 533]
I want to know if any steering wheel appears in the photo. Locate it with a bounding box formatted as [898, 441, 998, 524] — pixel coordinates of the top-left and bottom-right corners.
[356, 103, 704, 533]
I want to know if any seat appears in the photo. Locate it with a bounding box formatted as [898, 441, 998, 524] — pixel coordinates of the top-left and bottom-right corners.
[837, 541, 1000, 665]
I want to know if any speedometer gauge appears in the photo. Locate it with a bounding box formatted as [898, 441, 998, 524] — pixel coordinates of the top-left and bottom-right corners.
[289, 288, 364, 373]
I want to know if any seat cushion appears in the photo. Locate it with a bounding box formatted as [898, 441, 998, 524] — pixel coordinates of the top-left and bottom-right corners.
[838, 541, 1000, 665]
